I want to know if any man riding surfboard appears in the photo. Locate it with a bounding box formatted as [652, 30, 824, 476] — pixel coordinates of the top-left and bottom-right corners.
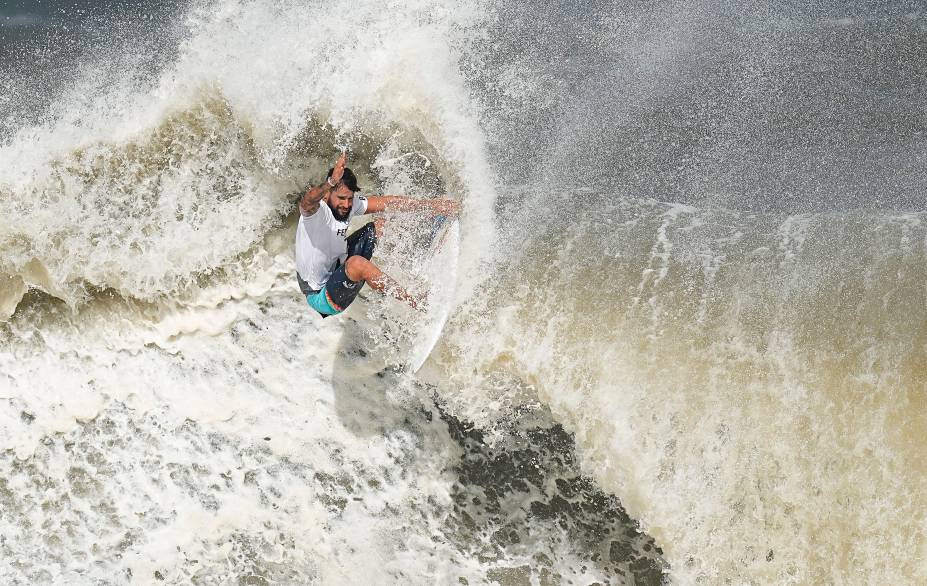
[295, 150, 458, 317]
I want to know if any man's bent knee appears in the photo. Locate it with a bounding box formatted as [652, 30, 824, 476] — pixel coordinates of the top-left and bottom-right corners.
[344, 255, 372, 282]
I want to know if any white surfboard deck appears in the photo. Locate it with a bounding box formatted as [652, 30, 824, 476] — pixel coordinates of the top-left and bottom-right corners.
[407, 218, 460, 373]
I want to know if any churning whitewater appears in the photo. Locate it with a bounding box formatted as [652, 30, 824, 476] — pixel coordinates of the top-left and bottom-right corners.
[2, 0, 926, 584]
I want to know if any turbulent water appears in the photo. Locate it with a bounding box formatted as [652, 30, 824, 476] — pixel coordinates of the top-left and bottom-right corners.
[1, 0, 925, 584]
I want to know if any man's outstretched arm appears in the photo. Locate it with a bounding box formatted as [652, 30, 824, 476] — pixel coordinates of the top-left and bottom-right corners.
[299, 152, 347, 216]
[363, 195, 459, 217]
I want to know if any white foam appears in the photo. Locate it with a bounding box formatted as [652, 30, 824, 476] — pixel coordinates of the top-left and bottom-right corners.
[436, 199, 927, 584]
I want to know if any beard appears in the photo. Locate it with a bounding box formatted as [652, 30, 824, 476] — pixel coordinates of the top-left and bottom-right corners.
[329, 203, 350, 222]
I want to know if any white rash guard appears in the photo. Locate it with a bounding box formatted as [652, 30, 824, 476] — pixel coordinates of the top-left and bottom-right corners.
[295, 196, 368, 291]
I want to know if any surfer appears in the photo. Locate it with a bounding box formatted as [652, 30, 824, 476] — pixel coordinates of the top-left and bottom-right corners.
[295, 151, 459, 317]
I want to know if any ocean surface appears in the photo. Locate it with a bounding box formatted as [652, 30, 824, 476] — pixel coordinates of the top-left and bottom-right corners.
[1, 0, 925, 583]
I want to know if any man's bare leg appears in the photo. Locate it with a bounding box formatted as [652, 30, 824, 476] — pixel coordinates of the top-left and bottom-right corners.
[344, 255, 423, 310]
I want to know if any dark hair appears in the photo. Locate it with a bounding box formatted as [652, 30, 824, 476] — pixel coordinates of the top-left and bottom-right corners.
[327, 166, 361, 192]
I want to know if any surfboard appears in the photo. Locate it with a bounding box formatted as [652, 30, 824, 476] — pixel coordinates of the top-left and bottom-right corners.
[407, 216, 460, 373]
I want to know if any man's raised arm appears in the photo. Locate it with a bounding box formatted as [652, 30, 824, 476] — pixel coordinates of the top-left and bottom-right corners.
[299, 152, 347, 216]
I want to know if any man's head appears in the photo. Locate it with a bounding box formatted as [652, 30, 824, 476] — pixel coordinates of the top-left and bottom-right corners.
[326, 166, 361, 221]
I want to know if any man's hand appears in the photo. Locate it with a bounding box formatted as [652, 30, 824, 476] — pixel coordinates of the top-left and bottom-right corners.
[430, 198, 460, 217]
[329, 150, 347, 186]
